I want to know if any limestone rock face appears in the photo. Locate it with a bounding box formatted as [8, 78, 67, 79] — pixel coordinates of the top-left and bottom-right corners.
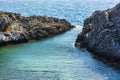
[75, 3, 120, 60]
[0, 11, 74, 46]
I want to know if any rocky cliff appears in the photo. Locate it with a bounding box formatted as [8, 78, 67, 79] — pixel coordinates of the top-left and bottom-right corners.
[0, 11, 74, 46]
[75, 3, 120, 61]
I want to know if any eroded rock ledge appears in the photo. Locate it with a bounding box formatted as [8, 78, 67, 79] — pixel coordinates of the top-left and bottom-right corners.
[0, 11, 74, 46]
[75, 3, 120, 61]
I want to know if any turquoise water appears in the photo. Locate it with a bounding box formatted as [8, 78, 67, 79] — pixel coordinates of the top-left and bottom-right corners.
[0, 0, 120, 80]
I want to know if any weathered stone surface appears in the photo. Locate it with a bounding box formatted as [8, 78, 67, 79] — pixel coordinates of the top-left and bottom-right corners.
[0, 11, 74, 46]
[75, 3, 120, 61]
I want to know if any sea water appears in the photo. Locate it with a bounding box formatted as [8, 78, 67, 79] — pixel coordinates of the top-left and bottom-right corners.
[0, 0, 120, 80]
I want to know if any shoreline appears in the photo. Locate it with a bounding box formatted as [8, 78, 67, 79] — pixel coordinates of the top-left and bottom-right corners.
[75, 3, 120, 61]
[0, 11, 74, 46]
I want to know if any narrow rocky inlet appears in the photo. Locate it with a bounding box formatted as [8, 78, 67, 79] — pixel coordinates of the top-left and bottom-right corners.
[75, 3, 120, 61]
[0, 11, 74, 46]
[0, 0, 120, 80]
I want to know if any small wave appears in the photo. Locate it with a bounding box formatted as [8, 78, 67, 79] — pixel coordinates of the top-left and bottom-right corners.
[75, 25, 82, 28]
[73, 25, 83, 31]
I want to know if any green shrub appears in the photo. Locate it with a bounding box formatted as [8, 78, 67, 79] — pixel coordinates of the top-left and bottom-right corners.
[8, 13, 13, 17]
[0, 12, 3, 16]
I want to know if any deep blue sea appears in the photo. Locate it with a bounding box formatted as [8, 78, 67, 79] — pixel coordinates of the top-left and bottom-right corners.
[0, 0, 120, 80]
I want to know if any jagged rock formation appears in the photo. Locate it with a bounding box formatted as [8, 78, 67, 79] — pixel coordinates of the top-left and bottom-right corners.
[0, 11, 74, 46]
[75, 3, 120, 61]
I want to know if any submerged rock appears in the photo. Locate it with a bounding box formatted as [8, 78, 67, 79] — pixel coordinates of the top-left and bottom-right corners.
[75, 3, 120, 61]
[0, 11, 74, 46]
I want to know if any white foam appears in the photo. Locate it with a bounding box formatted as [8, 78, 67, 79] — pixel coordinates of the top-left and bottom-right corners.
[75, 25, 83, 28]
[73, 25, 83, 31]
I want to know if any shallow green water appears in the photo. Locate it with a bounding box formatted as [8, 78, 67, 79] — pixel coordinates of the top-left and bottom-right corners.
[0, 27, 120, 80]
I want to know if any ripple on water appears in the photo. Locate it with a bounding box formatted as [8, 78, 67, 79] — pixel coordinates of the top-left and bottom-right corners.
[0, 0, 120, 80]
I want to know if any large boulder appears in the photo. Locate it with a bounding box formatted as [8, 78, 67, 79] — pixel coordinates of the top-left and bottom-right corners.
[0, 11, 74, 46]
[75, 3, 120, 61]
